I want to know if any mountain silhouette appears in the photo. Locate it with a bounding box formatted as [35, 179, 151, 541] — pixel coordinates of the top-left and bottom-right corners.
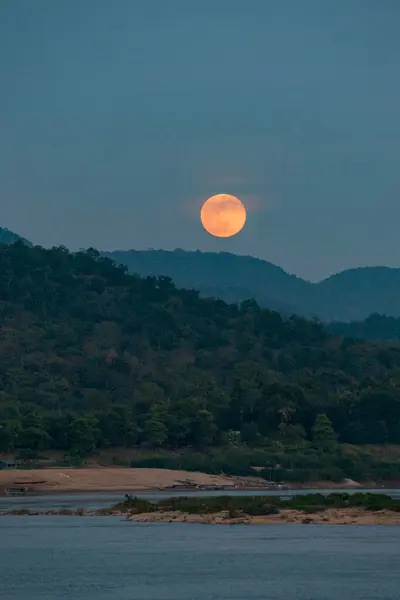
[3, 224, 400, 323]
[0, 226, 32, 247]
[104, 249, 400, 322]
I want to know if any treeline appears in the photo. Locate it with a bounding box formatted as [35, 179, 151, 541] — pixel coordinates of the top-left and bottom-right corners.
[118, 492, 400, 516]
[327, 314, 400, 340]
[1, 242, 400, 459]
[128, 445, 400, 483]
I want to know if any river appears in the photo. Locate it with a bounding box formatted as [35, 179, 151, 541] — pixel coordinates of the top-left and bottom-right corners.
[0, 487, 399, 512]
[0, 517, 399, 599]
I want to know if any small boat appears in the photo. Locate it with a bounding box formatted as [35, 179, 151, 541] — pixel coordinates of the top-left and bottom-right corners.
[4, 486, 28, 496]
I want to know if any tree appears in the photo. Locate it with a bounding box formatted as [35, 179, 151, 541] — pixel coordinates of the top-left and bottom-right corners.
[99, 408, 138, 448]
[312, 414, 338, 449]
[0, 423, 11, 452]
[278, 423, 306, 444]
[240, 422, 262, 446]
[18, 426, 51, 451]
[68, 415, 101, 455]
[190, 408, 217, 448]
[143, 405, 168, 448]
[0, 420, 22, 451]
[2, 241, 400, 463]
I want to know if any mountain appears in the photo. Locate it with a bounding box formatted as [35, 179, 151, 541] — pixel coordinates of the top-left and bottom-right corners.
[3, 223, 400, 323]
[104, 249, 400, 322]
[0, 226, 32, 247]
[315, 267, 400, 321]
[2, 242, 400, 456]
[103, 249, 310, 317]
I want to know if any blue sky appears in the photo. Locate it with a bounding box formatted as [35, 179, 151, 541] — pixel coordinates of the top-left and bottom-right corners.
[1, 0, 399, 280]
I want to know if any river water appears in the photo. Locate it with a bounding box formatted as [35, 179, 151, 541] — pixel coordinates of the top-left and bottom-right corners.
[0, 517, 399, 599]
[1, 488, 399, 512]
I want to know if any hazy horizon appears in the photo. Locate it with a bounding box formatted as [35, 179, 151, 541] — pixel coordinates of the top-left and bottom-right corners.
[1, 1, 399, 280]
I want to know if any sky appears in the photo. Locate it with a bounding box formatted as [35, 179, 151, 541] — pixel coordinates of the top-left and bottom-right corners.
[0, 1, 399, 281]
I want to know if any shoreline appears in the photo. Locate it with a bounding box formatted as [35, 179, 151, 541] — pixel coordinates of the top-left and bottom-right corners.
[2, 507, 400, 525]
[4, 483, 391, 497]
[0, 467, 270, 496]
[128, 508, 400, 525]
[3, 490, 400, 524]
[0, 466, 396, 497]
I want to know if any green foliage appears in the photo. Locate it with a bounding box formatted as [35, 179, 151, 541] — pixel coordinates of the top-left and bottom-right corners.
[155, 494, 281, 516]
[312, 414, 338, 449]
[2, 242, 400, 475]
[115, 492, 400, 516]
[327, 314, 400, 340]
[104, 249, 400, 321]
[128, 446, 400, 483]
[69, 415, 101, 455]
[114, 495, 154, 514]
[144, 405, 168, 447]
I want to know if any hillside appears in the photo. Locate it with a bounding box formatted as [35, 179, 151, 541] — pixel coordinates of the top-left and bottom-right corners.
[1, 242, 400, 479]
[327, 314, 400, 341]
[317, 267, 400, 322]
[104, 249, 308, 317]
[0, 226, 31, 247]
[3, 224, 400, 322]
[104, 249, 400, 321]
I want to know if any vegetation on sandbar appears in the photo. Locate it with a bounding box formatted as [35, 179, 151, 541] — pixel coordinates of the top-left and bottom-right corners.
[115, 492, 400, 516]
[2, 493, 400, 518]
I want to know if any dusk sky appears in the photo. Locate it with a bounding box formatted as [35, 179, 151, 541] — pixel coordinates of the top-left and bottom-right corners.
[1, 1, 399, 280]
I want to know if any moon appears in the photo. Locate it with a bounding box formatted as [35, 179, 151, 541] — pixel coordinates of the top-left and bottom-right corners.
[200, 194, 247, 238]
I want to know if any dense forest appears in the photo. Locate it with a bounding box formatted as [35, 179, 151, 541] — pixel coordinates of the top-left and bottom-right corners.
[2, 242, 400, 480]
[104, 248, 400, 321]
[327, 314, 400, 340]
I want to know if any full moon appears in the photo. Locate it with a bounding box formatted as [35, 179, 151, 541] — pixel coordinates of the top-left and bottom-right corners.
[200, 194, 247, 238]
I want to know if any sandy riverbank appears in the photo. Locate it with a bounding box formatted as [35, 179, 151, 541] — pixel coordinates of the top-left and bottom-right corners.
[0, 467, 265, 494]
[128, 508, 400, 525]
[0, 467, 375, 496]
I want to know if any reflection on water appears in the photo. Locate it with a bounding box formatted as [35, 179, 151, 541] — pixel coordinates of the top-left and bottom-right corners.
[0, 517, 399, 599]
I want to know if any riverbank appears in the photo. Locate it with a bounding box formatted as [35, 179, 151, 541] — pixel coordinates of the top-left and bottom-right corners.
[0, 467, 372, 497]
[128, 508, 400, 525]
[119, 491, 400, 525]
[2, 492, 400, 523]
[0, 467, 271, 495]
[3, 507, 400, 525]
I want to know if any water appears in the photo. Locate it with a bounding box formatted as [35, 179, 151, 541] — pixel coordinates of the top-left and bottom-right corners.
[1, 488, 399, 512]
[1, 517, 399, 599]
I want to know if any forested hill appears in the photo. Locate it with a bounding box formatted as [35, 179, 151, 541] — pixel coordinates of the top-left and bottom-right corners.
[0, 226, 31, 247]
[3, 226, 400, 322]
[104, 248, 400, 321]
[103, 248, 308, 317]
[327, 314, 400, 341]
[1, 241, 400, 459]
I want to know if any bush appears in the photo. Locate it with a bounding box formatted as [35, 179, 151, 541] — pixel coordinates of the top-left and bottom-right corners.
[112, 492, 400, 516]
[16, 449, 42, 460]
[114, 495, 154, 514]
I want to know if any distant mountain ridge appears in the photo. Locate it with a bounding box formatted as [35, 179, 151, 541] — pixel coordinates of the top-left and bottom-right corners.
[2, 223, 400, 323]
[0, 226, 32, 247]
[104, 248, 400, 322]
